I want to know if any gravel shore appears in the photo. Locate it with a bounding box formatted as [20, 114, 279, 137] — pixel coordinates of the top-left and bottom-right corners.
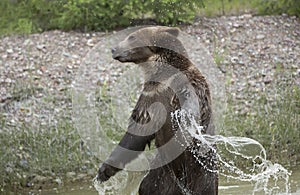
[1, 14, 299, 128]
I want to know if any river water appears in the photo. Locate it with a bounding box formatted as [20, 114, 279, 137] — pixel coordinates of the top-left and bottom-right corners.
[40, 165, 299, 195]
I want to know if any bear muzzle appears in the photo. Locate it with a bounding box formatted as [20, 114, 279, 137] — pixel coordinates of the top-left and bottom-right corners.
[111, 47, 122, 61]
[111, 48, 126, 62]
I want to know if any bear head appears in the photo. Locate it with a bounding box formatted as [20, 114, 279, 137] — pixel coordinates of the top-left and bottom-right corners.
[112, 26, 187, 64]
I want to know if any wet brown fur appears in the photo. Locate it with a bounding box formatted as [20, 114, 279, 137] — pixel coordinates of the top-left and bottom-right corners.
[98, 26, 218, 195]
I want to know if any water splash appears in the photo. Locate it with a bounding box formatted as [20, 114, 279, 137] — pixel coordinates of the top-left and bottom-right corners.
[171, 109, 291, 195]
[93, 109, 291, 195]
[93, 164, 148, 195]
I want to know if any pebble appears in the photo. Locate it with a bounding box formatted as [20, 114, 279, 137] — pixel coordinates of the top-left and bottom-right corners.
[33, 175, 48, 183]
[23, 39, 32, 46]
[19, 159, 29, 169]
[5, 167, 13, 173]
[6, 49, 13, 54]
[76, 173, 88, 180]
[36, 44, 46, 50]
[66, 171, 76, 178]
[256, 34, 265, 40]
[87, 39, 94, 46]
[54, 178, 63, 185]
[231, 56, 239, 64]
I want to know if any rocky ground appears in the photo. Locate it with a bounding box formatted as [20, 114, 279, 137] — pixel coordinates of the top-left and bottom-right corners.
[186, 14, 299, 115]
[0, 14, 299, 191]
[1, 14, 299, 127]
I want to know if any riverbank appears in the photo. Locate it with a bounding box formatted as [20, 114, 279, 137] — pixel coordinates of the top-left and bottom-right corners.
[0, 14, 299, 193]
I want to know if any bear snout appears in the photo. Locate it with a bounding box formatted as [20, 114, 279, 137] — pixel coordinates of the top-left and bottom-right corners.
[111, 47, 121, 60]
[111, 47, 127, 62]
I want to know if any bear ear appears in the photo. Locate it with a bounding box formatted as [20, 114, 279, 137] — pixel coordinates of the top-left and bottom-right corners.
[162, 27, 180, 37]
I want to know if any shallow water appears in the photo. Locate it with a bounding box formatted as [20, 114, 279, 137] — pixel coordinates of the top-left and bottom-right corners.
[218, 165, 300, 195]
[38, 165, 300, 195]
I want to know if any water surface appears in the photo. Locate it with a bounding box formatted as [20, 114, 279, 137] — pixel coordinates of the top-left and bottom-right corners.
[40, 165, 299, 195]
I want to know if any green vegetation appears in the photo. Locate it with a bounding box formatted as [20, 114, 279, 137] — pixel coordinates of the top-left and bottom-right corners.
[200, 0, 300, 17]
[0, 119, 95, 191]
[200, 0, 254, 17]
[255, 0, 300, 17]
[0, 80, 98, 192]
[221, 75, 300, 166]
[1, 0, 299, 36]
[0, 0, 204, 35]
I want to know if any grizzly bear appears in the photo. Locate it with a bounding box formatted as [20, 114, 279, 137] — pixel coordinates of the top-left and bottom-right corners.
[97, 26, 218, 195]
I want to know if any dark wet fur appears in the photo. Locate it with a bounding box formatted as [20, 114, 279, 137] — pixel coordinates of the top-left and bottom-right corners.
[98, 27, 218, 195]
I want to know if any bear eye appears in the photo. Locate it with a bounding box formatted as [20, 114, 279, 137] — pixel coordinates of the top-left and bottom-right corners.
[128, 35, 135, 41]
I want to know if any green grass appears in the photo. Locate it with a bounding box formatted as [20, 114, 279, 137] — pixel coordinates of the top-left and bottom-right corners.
[2, 0, 299, 36]
[0, 116, 97, 192]
[221, 77, 300, 166]
[0, 79, 98, 192]
[200, 0, 254, 17]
